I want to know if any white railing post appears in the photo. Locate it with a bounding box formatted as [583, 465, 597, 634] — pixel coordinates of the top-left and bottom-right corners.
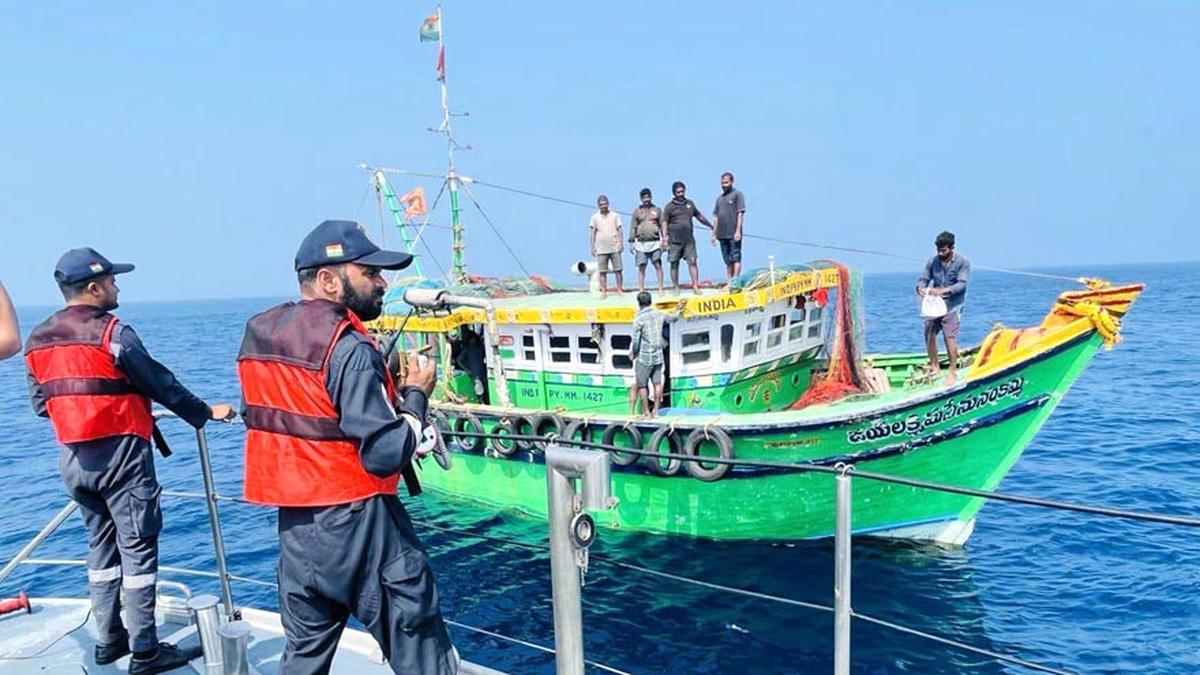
[834, 467, 852, 675]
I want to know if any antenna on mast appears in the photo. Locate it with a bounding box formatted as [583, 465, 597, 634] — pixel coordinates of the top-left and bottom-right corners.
[364, 7, 472, 283]
[430, 5, 470, 283]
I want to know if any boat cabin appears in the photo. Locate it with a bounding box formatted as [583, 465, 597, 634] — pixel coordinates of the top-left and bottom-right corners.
[373, 266, 841, 415]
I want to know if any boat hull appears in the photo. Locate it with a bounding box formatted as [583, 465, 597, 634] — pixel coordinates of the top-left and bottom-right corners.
[417, 332, 1105, 543]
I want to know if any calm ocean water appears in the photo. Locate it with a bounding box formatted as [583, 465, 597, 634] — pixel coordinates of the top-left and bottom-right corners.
[1, 262, 1196, 674]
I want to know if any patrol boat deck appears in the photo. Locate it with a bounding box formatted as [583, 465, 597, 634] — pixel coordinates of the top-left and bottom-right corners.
[0, 597, 500, 674]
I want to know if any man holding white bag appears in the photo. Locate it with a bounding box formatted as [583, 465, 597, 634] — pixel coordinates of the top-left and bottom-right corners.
[917, 231, 970, 385]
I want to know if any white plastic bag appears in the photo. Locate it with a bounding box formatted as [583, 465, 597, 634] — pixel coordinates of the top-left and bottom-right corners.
[920, 287, 948, 319]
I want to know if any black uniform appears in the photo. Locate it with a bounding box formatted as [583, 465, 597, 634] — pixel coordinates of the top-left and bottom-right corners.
[274, 329, 457, 674]
[27, 324, 211, 654]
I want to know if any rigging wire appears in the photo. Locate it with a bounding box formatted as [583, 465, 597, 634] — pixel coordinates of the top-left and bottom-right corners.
[412, 519, 1072, 675]
[352, 181, 372, 237]
[412, 180, 450, 278]
[470, 179, 1086, 283]
[443, 620, 632, 675]
[459, 181, 534, 278]
[366, 167, 449, 280]
[375, 181, 391, 249]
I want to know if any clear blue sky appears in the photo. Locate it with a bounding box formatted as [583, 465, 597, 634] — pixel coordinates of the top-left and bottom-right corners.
[2, 2, 1196, 306]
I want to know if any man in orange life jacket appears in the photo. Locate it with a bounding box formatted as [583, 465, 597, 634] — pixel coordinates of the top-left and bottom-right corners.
[237, 220, 457, 674]
[24, 247, 235, 674]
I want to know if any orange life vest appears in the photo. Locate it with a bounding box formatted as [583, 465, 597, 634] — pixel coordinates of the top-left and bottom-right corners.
[237, 299, 400, 507]
[24, 306, 153, 445]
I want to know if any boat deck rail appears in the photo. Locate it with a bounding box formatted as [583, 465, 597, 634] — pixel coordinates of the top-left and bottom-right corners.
[3, 414, 1198, 675]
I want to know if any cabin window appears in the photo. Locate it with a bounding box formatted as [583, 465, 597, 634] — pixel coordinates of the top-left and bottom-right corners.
[808, 305, 823, 339]
[494, 333, 517, 366]
[788, 308, 806, 342]
[766, 313, 787, 350]
[680, 329, 711, 365]
[610, 334, 633, 370]
[549, 335, 572, 363]
[720, 324, 735, 363]
[577, 336, 600, 365]
[521, 333, 537, 361]
[743, 321, 763, 357]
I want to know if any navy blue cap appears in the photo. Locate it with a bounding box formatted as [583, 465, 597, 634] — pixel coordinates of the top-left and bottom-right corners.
[54, 247, 135, 285]
[294, 220, 413, 272]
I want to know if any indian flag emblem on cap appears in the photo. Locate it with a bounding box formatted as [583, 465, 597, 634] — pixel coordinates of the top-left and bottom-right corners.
[88, 262, 104, 274]
[324, 244, 344, 258]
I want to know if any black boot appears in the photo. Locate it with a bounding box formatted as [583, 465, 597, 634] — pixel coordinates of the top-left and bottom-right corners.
[128, 642, 203, 674]
[93, 628, 130, 665]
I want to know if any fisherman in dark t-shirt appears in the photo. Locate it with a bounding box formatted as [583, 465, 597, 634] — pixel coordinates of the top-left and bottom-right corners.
[710, 172, 746, 285]
[661, 180, 712, 294]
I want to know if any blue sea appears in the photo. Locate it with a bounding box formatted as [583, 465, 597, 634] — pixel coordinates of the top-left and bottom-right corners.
[1, 262, 1196, 674]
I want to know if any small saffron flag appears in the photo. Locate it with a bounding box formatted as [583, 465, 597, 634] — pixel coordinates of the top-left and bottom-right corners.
[400, 187, 428, 220]
[419, 13, 440, 42]
[436, 44, 446, 81]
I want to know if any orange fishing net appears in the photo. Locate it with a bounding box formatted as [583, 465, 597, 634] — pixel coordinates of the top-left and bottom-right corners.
[789, 262, 865, 409]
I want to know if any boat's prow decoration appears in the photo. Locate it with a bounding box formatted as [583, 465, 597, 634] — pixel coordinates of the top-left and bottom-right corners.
[1055, 281, 1144, 319]
[969, 280, 1145, 378]
[1053, 299, 1124, 349]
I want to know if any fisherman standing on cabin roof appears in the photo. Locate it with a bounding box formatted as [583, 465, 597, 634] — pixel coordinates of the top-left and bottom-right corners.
[663, 180, 713, 295]
[629, 187, 666, 294]
[589, 194, 625, 299]
[237, 220, 458, 674]
[710, 172, 746, 286]
[24, 248, 235, 674]
[917, 231, 970, 386]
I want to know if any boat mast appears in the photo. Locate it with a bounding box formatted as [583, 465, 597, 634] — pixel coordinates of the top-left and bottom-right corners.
[372, 170, 423, 277]
[435, 5, 469, 284]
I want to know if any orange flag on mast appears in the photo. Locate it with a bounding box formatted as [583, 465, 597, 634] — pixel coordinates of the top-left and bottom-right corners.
[400, 187, 428, 220]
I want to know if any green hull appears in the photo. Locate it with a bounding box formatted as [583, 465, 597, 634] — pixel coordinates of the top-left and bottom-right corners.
[418, 332, 1104, 542]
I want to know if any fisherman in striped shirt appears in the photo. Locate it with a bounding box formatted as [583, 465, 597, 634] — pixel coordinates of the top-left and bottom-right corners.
[629, 292, 686, 417]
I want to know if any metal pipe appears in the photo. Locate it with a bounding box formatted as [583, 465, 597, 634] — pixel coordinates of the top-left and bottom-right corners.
[834, 471, 852, 675]
[444, 296, 511, 408]
[401, 289, 512, 407]
[189, 594, 225, 675]
[546, 452, 585, 675]
[195, 427, 236, 619]
[0, 501, 78, 585]
[217, 620, 253, 675]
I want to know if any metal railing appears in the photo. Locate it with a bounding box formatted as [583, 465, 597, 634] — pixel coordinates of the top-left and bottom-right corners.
[0, 415, 632, 674]
[0, 412, 238, 621]
[5, 420, 1199, 674]
[439, 428, 1200, 675]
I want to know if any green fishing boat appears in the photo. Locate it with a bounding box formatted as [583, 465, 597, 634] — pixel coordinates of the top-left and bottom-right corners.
[369, 255, 1141, 543]
[359, 28, 1143, 543]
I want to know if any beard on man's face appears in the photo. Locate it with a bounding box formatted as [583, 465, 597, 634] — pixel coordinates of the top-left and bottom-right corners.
[338, 272, 384, 321]
[100, 288, 119, 312]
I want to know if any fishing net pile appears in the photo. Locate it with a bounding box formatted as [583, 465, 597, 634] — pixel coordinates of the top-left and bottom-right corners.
[729, 262, 820, 292]
[788, 262, 868, 409]
[382, 274, 562, 316]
